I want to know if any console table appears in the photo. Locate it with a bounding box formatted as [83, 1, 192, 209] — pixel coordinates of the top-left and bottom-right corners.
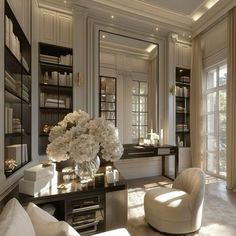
[122, 144, 179, 180]
[18, 170, 127, 236]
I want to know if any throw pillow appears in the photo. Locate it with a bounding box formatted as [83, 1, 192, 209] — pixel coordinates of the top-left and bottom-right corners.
[0, 198, 36, 236]
[26, 202, 79, 236]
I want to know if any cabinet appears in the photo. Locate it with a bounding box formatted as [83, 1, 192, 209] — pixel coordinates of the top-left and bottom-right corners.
[39, 8, 72, 48]
[66, 192, 105, 235]
[18, 172, 127, 236]
[99, 76, 117, 126]
[175, 43, 191, 69]
[175, 67, 190, 147]
[38, 43, 73, 155]
[4, 1, 31, 177]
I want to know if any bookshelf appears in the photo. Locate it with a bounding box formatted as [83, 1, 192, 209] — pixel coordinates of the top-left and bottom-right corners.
[175, 67, 190, 147]
[38, 43, 73, 155]
[4, 1, 31, 177]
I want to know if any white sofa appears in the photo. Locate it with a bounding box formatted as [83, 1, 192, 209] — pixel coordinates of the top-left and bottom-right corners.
[0, 198, 130, 236]
[144, 168, 205, 234]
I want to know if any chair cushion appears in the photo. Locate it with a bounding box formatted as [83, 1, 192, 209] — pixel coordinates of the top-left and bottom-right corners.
[0, 198, 36, 236]
[144, 187, 191, 222]
[26, 202, 80, 236]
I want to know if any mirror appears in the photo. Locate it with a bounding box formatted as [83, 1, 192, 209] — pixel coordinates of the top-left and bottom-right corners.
[99, 31, 159, 144]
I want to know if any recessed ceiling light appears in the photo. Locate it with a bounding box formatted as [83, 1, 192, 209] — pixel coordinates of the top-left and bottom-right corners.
[192, 12, 203, 21]
[63, 0, 67, 3]
[206, 0, 219, 9]
[146, 44, 157, 53]
[102, 35, 106, 39]
[155, 27, 159, 31]
[111, 15, 114, 19]
[188, 35, 192, 39]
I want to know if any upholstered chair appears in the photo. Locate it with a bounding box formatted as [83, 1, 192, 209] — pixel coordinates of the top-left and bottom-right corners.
[144, 168, 205, 234]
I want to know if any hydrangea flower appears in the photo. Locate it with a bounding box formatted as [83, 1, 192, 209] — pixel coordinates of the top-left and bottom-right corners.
[46, 110, 123, 163]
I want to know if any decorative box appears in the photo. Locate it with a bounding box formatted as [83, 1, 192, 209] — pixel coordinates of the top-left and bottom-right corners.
[24, 164, 54, 181]
[19, 175, 53, 196]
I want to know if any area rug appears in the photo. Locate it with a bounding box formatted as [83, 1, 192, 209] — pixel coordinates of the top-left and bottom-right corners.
[127, 176, 236, 236]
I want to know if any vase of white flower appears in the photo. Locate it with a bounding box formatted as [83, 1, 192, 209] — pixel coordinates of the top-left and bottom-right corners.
[46, 110, 123, 182]
[75, 155, 100, 182]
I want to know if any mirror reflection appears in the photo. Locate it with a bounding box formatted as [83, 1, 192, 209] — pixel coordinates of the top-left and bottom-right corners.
[99, 31, 159, 144]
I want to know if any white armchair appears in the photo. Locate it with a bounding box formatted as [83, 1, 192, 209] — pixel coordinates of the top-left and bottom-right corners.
[144, 168, 205, 234]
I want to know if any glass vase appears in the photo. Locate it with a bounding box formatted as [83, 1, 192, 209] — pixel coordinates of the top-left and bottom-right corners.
[75, 155, 100, 183]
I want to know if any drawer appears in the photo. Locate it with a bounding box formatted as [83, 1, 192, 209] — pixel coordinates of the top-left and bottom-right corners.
[66, 194, 104, 214]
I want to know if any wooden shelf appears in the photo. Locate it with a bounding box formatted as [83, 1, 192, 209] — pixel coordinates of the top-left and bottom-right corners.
[39, 43, 73, 155]
[40, 61, 73, 72]
[175, 67, 191, 147]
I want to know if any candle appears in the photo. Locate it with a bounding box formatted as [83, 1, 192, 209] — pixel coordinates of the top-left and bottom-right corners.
[160, 129, 164, 145]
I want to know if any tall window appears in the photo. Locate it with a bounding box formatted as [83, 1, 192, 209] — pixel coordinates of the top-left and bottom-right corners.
[204, 63, 227, 178]
[132, 81, 148, 143]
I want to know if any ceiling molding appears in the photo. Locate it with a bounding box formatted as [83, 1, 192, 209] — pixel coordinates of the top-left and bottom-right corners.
[192, 0, 236, 37]
[78, 0, 193, 31]
[38, 0, 72, 14]
[94, 0, 193, 27]
[100, 41, 152, 60]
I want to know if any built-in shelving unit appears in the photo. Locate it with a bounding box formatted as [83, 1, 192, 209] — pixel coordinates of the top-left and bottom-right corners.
[38, 43, 73, 155]
[4, 1, 31, 177]
[175, 67, 190, 147]
[99, 76, 116, 125]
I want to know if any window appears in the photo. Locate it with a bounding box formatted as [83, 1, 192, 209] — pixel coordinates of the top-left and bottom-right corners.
[131, 81, 148, 143]
[204, 63, 227, 178]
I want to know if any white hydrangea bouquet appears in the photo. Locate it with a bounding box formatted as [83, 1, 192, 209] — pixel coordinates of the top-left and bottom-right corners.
[46, 110, 123, 164]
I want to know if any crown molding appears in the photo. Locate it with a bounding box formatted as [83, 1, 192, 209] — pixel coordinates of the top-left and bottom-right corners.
[38, 0, 72, 14]
[72, 0, 192, 34]
[192, 0, 236, 37]
[100, 41, 152, 60]
[91, 0, 193, 29]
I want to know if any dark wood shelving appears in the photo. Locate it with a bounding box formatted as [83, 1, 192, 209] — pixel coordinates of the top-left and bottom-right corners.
[40, 107, 72, 112]
[39, 83, 72, 90]
[39, 43, 73, 155]
[175, 67, 191, 147]
[40, 61, 73, 73]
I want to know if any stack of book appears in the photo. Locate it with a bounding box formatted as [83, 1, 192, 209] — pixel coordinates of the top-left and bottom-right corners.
[180, 76, 190, 83]
[176, 106, 185, 113]
[40, 54, 59, 64]
[58, 72, 73, 86]
[45, 98, 66, 108]
[12, 118, 23, 133]
[19, 164, 55, 196]
[176, 124, 189, 132]
[5, 71, 17, 92]
[5, 15, 21, 61]
[59, 54, 72, 66]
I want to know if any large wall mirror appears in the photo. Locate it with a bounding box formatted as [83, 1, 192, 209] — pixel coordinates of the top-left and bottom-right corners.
[99, 30, 159, 144]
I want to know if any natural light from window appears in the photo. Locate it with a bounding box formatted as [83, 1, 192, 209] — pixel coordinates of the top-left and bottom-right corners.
[204, 63, 227, 178]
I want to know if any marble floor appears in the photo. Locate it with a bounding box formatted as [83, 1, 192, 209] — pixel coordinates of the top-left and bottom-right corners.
[126, 175, 236, 236]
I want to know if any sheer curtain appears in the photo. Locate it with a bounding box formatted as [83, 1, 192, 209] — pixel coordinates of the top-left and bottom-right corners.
[226, 7, 236, 190]
[190, 36, 203, 168]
